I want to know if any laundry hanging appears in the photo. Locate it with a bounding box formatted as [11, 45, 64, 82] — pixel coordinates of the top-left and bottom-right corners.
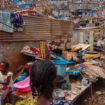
[11, 13, 24, 31]
[0, 11, 24, 32]
[0, 11, 14, 32]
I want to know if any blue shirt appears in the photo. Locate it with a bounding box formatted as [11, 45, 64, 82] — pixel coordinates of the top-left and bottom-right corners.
[50, 99, 72, 105]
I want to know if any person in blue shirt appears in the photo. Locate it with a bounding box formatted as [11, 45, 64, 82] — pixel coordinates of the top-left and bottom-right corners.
[30, 60, 72, 105]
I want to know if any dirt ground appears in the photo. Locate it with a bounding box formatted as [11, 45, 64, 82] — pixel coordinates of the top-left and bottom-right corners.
[74, 79, 105, 105]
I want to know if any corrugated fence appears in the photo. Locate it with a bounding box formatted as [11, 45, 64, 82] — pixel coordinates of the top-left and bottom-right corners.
[0, 15, 73, 42]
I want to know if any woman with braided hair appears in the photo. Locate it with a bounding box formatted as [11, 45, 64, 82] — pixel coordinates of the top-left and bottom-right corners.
[30, 60, 72, 105]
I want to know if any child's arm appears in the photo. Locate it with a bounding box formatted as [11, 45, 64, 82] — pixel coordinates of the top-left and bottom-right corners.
[5, 76, 11, 85]
[0, 76, 11, 85]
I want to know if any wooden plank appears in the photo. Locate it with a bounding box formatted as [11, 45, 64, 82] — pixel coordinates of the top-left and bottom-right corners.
[89, 31, 94, 51]
[65, 83, 92, 104]
[79, 31, 84, 44]
[4, 53, 32, 72]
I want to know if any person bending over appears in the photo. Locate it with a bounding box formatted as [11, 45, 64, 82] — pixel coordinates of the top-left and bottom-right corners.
[30, 60, 72, 105]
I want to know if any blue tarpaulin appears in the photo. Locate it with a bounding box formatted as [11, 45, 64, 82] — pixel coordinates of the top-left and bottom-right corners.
[91, 10, 95, 17]
[52, 53, 74, 64]
[13, 0, 18, 4]
[13, 0, 32, 9]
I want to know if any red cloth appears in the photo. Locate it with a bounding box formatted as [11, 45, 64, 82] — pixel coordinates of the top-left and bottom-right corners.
[47, 45, 50, 55]
[31, 48, 39, 52]
[2, 85, 8, 90]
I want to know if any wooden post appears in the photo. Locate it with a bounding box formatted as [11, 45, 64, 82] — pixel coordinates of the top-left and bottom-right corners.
[79, 31, 84, 44]
[89, 31, 94, 51]
[99, 29, 101, 39]
[2, 0, 5, 9]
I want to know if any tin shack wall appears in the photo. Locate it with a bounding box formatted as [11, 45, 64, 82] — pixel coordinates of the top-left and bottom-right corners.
[0, 16, 73, 60]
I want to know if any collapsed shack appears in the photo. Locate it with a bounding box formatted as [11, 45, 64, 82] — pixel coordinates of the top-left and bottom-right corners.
[11, 43, 105, 105]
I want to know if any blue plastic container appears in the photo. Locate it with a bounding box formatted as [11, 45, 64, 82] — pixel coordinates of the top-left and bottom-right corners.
[66, 70, 80, 76]
[58, 15, 62, 19]
[52, 60, 67, 76]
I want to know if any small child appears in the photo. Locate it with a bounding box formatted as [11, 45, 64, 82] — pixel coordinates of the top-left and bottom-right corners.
[0, 61, 13, 104]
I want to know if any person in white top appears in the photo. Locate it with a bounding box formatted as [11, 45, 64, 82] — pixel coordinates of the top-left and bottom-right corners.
[0, 61, 13, 105]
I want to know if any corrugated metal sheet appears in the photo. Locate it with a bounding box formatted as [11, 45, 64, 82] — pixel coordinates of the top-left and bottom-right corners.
[0, 16, 73, 42]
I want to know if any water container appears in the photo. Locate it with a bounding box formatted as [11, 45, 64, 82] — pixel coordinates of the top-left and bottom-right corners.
[52, 60, 71, 90]
[52, 60, 67, 76]
[58, 15, 62, 19]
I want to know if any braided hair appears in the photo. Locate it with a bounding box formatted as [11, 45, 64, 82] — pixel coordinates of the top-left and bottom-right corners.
[30, 60, 57, 99]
